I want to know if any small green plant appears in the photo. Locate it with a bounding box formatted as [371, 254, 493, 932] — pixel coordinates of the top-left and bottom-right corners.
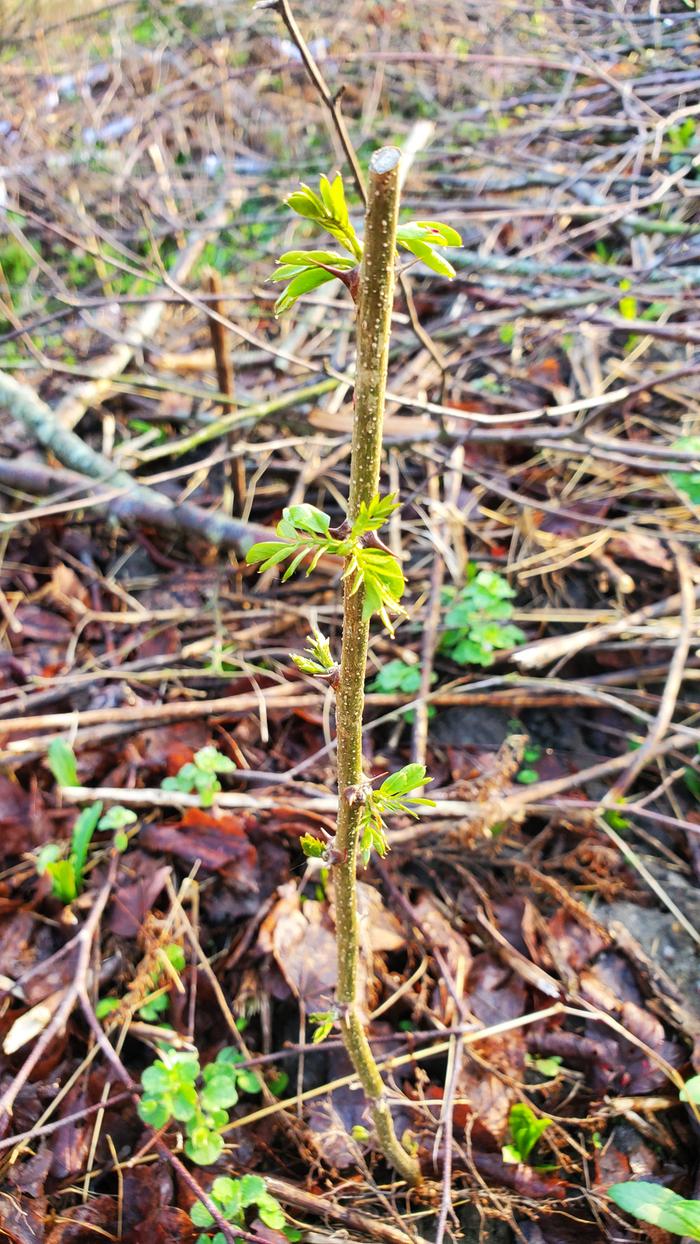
[137, 1046, 261, 1165]
[161, 745, 237, 807]
[190, 1174, 300, 1244]
[502, 1103, 552, 1165]
[525, 1053, 562, 1078]
[441, 569, 524, 666]
[516, 743, 542, 786]
[668, 436, 700, 507]
[41, 740, 136, 897]
[608, 1182, 700, 1240]
[368, 658, 436, 722]
[246, 154, 460, 1185]
[36, 802, 136, 903]
[47, 737, 79, 787]
[667, 116, 696, 154]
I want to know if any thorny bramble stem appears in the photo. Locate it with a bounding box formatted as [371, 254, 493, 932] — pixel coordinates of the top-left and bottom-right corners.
[332, 146, 421, 1187]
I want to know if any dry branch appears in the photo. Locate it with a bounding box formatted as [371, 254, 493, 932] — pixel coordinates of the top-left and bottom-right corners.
[0, 368, 267, 553]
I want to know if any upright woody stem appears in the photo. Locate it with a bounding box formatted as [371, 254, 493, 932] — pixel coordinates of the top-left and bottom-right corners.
[332, 147, 421, 1187]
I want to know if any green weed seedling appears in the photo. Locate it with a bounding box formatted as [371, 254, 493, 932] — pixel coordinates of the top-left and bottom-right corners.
[608, 1182, 700, 1240]
[668, 436, 700, 506]
[502, 1103, 553, 1166]
[190, 1174, 300, 1244]
[40, 739, 137, 899]
[161, 745, 237, 807]
[441, 568, 524, 667]
[368, 658, 436, 722]
[246, 157, 460, 1184]
[137, 1046, 262, 1165]
[516, 743, 542, 786]
[36, 802, 136, 903]
[608, 1077, 700, 1238]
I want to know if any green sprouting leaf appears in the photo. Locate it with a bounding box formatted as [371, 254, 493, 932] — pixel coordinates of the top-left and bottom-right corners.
[277, 248, 355, 270]
[399, 236, 457, 277]
[245, 540, 292, 567]
[300, 833, 326, 858]
[138, 992, 169, 1021]
[186, 1128, 225, 1166]
[190, 1200, 215, 1229]
[526, 1054, 563, 1078]
[45, 860, 78, 903]
[170, 1082, 199, 1122]
[310, 1011, 335, 1043]
[98, 805, 138, 831]
[351, 1124, 370, 1141]
[200, 1075, 239, 1111]
[210, 1175, 241, 1212]
[258, 1198, 286, 1230]
[291, 624, 335, 678]
[380, 763, 429, 798]
[239, 1175, 267, 1207]
[274, 265, 336, 315]
[370, 658, 418, 693]
[680, 1075, 700, 1104]
[604, 809, 630, 831]
[47, 738, 78, 787]
[410, 219, 462, 247]
[285, 174, 362, 259]
[506, 1103, 552, 1163]
[96, 996, 121, 1020]
[608, 1182, 700, 1240]
[440, 569, 521, 666]
[350, 546, 406, 632]
[211, 1049, 261, 1095]
[351, 492, 400, 538]
[668, 435, 700, 505]
[396, 220, 462, 277]
[235, 1066, 263, 1095]
[69, 802, 103, 886]
[516, 768, 539, 785]
[36, 843, 63, 875]
[268, 1070, 289, 1096]
[137, 1095, 171, 1129]
[283, 504, 331, 536]
[194, 746, 236, 775]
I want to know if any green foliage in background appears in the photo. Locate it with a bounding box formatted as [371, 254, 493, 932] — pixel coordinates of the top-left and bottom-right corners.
[441, 568, 524, 666]
[161, 745, 237, 807]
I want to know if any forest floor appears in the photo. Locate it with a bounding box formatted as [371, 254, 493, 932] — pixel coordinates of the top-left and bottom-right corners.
[1, 1, 700, 1241]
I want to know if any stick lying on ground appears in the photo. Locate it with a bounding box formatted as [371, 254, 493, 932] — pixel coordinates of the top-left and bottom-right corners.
[0, 369, 267, 554]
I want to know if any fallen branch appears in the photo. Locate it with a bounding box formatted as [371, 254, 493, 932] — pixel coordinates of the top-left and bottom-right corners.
[0, 369, 267, 553]
[512, 581, 700, 671]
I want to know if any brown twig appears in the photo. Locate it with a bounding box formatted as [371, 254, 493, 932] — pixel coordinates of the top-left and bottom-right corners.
[205, 267, 246, 516]
[0, 369, 266, 554]
[606, 544, 696, 802]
